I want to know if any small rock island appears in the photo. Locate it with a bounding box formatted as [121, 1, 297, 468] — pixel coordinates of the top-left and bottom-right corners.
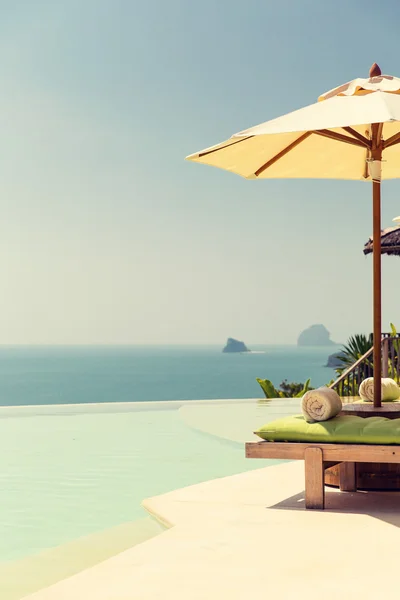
[326, 352, 345, 368]
[297, 324, 335, 347]
[222, 338, 249, 353]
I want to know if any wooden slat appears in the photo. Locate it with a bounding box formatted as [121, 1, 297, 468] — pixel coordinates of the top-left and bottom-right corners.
[304, 447, 324, 509]
[339, 462, 357, 492]
[324, 461, 341, 469]
[246, 441, 400, 463]
[390, 339, 395, 379]
[383, 337, 389, 378]
[367, 360, 372, 378]
[397, 340, 400, 382]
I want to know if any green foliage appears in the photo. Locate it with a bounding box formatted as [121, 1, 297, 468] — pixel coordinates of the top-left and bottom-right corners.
[333, 333, 374, 395]
[256, 378, 278, 398]
[333, 325, 400, 394]
[335, 333, 373, 376]
[390, 323, 400, 361]
[256, 377, 313, 399]
[297, 378, 312, 397]
[257, 324, 400, 400]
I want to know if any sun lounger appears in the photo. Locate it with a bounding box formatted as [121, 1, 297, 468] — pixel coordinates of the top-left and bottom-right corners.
[246, 415, 400, 509]
[246, 440, 400, 509]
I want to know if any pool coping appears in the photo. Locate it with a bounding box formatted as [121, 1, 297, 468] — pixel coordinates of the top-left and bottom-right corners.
[0, 398, 263, 417]
[20, 460, 400, 600]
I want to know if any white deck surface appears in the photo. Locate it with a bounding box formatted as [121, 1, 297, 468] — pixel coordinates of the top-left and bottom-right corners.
[21, 459, 400, 600]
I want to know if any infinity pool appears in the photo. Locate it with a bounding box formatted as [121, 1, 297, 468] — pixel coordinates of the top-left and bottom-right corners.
[0, 398, 298, 599]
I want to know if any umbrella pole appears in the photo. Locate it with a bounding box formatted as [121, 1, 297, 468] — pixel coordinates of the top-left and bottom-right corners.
[373, 178, 382, 408]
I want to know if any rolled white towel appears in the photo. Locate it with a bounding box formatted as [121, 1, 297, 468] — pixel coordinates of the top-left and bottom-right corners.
[301, 387, 342, 423]
[359, 377, 400, 402]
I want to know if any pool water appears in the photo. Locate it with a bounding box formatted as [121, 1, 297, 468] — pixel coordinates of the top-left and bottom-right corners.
[0, 398, 297, 599]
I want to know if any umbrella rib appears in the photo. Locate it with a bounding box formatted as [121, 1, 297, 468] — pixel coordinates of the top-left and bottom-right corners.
[198, 136, 254, 158]
[254, 132, 312, 177]
[383, 131, 400, 149]
[312, 129, 368, 148]
[254, 128, 367, 178]
[342, 127, 371, 147]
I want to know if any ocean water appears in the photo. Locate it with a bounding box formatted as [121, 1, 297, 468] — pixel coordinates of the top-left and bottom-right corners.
[0, 345, 339, 406]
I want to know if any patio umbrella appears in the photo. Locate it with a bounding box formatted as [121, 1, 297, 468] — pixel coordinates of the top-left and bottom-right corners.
[186, 63, 400, 407]
[364, 217, 400, 255]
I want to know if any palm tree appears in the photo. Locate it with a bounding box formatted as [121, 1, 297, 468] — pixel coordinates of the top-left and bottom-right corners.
[336, 333, 373, 375]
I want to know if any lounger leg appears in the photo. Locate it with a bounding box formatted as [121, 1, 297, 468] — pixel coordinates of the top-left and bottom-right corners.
[304, 447, 325, 509]
[339, 462, 357, 492]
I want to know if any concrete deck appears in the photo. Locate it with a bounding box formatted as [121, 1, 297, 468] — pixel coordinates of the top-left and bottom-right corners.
[22, 461, 400, 600]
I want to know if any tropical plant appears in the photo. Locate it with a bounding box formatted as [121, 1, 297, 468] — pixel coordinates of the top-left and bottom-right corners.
[331, 324, 400, 395]
[279, 380, 309, 397]
[335, 333, 373, 376]
[388, 323, 400, 381]
[257, 324, 400, 400]
[390, 323, 400, 356]
[256, 377, 313, 399]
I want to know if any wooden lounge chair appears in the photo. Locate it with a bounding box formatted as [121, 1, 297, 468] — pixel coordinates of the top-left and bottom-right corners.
[245, 441, 400, 509]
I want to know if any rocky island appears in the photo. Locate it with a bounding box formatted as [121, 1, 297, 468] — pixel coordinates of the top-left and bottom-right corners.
[326, 351, 345, 368]
[222, 338, 249, 353]
[297, 324, 335, 347]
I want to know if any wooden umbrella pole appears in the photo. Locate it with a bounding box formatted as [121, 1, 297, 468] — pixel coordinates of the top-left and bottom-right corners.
[370, 120, 383, 408]
[372, 178, 382, 407]
[369, 117, 383, 407]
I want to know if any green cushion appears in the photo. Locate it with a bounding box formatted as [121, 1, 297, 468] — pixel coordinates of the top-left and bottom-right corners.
[255, 415, 400, 445]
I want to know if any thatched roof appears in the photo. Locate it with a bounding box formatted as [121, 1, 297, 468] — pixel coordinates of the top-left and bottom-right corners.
[364, 226, 400, 256]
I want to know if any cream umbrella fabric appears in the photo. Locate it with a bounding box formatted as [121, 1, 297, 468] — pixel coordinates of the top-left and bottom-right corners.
[186, 64, 400, 407]
[186, 69, 400, 181]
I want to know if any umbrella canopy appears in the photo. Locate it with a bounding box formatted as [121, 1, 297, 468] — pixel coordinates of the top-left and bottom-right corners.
[187, 68, 400, 180]
[364, 218, 400, 255]
[186, 63, 400, 407]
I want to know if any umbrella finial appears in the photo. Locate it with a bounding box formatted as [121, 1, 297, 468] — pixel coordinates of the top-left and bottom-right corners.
[369, 63, 382, 77]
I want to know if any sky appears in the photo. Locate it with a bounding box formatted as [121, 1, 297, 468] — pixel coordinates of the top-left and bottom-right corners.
[2, 0, 400, 345]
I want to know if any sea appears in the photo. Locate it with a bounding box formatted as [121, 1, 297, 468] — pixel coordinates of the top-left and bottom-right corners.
[0, 344, 340, 406]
